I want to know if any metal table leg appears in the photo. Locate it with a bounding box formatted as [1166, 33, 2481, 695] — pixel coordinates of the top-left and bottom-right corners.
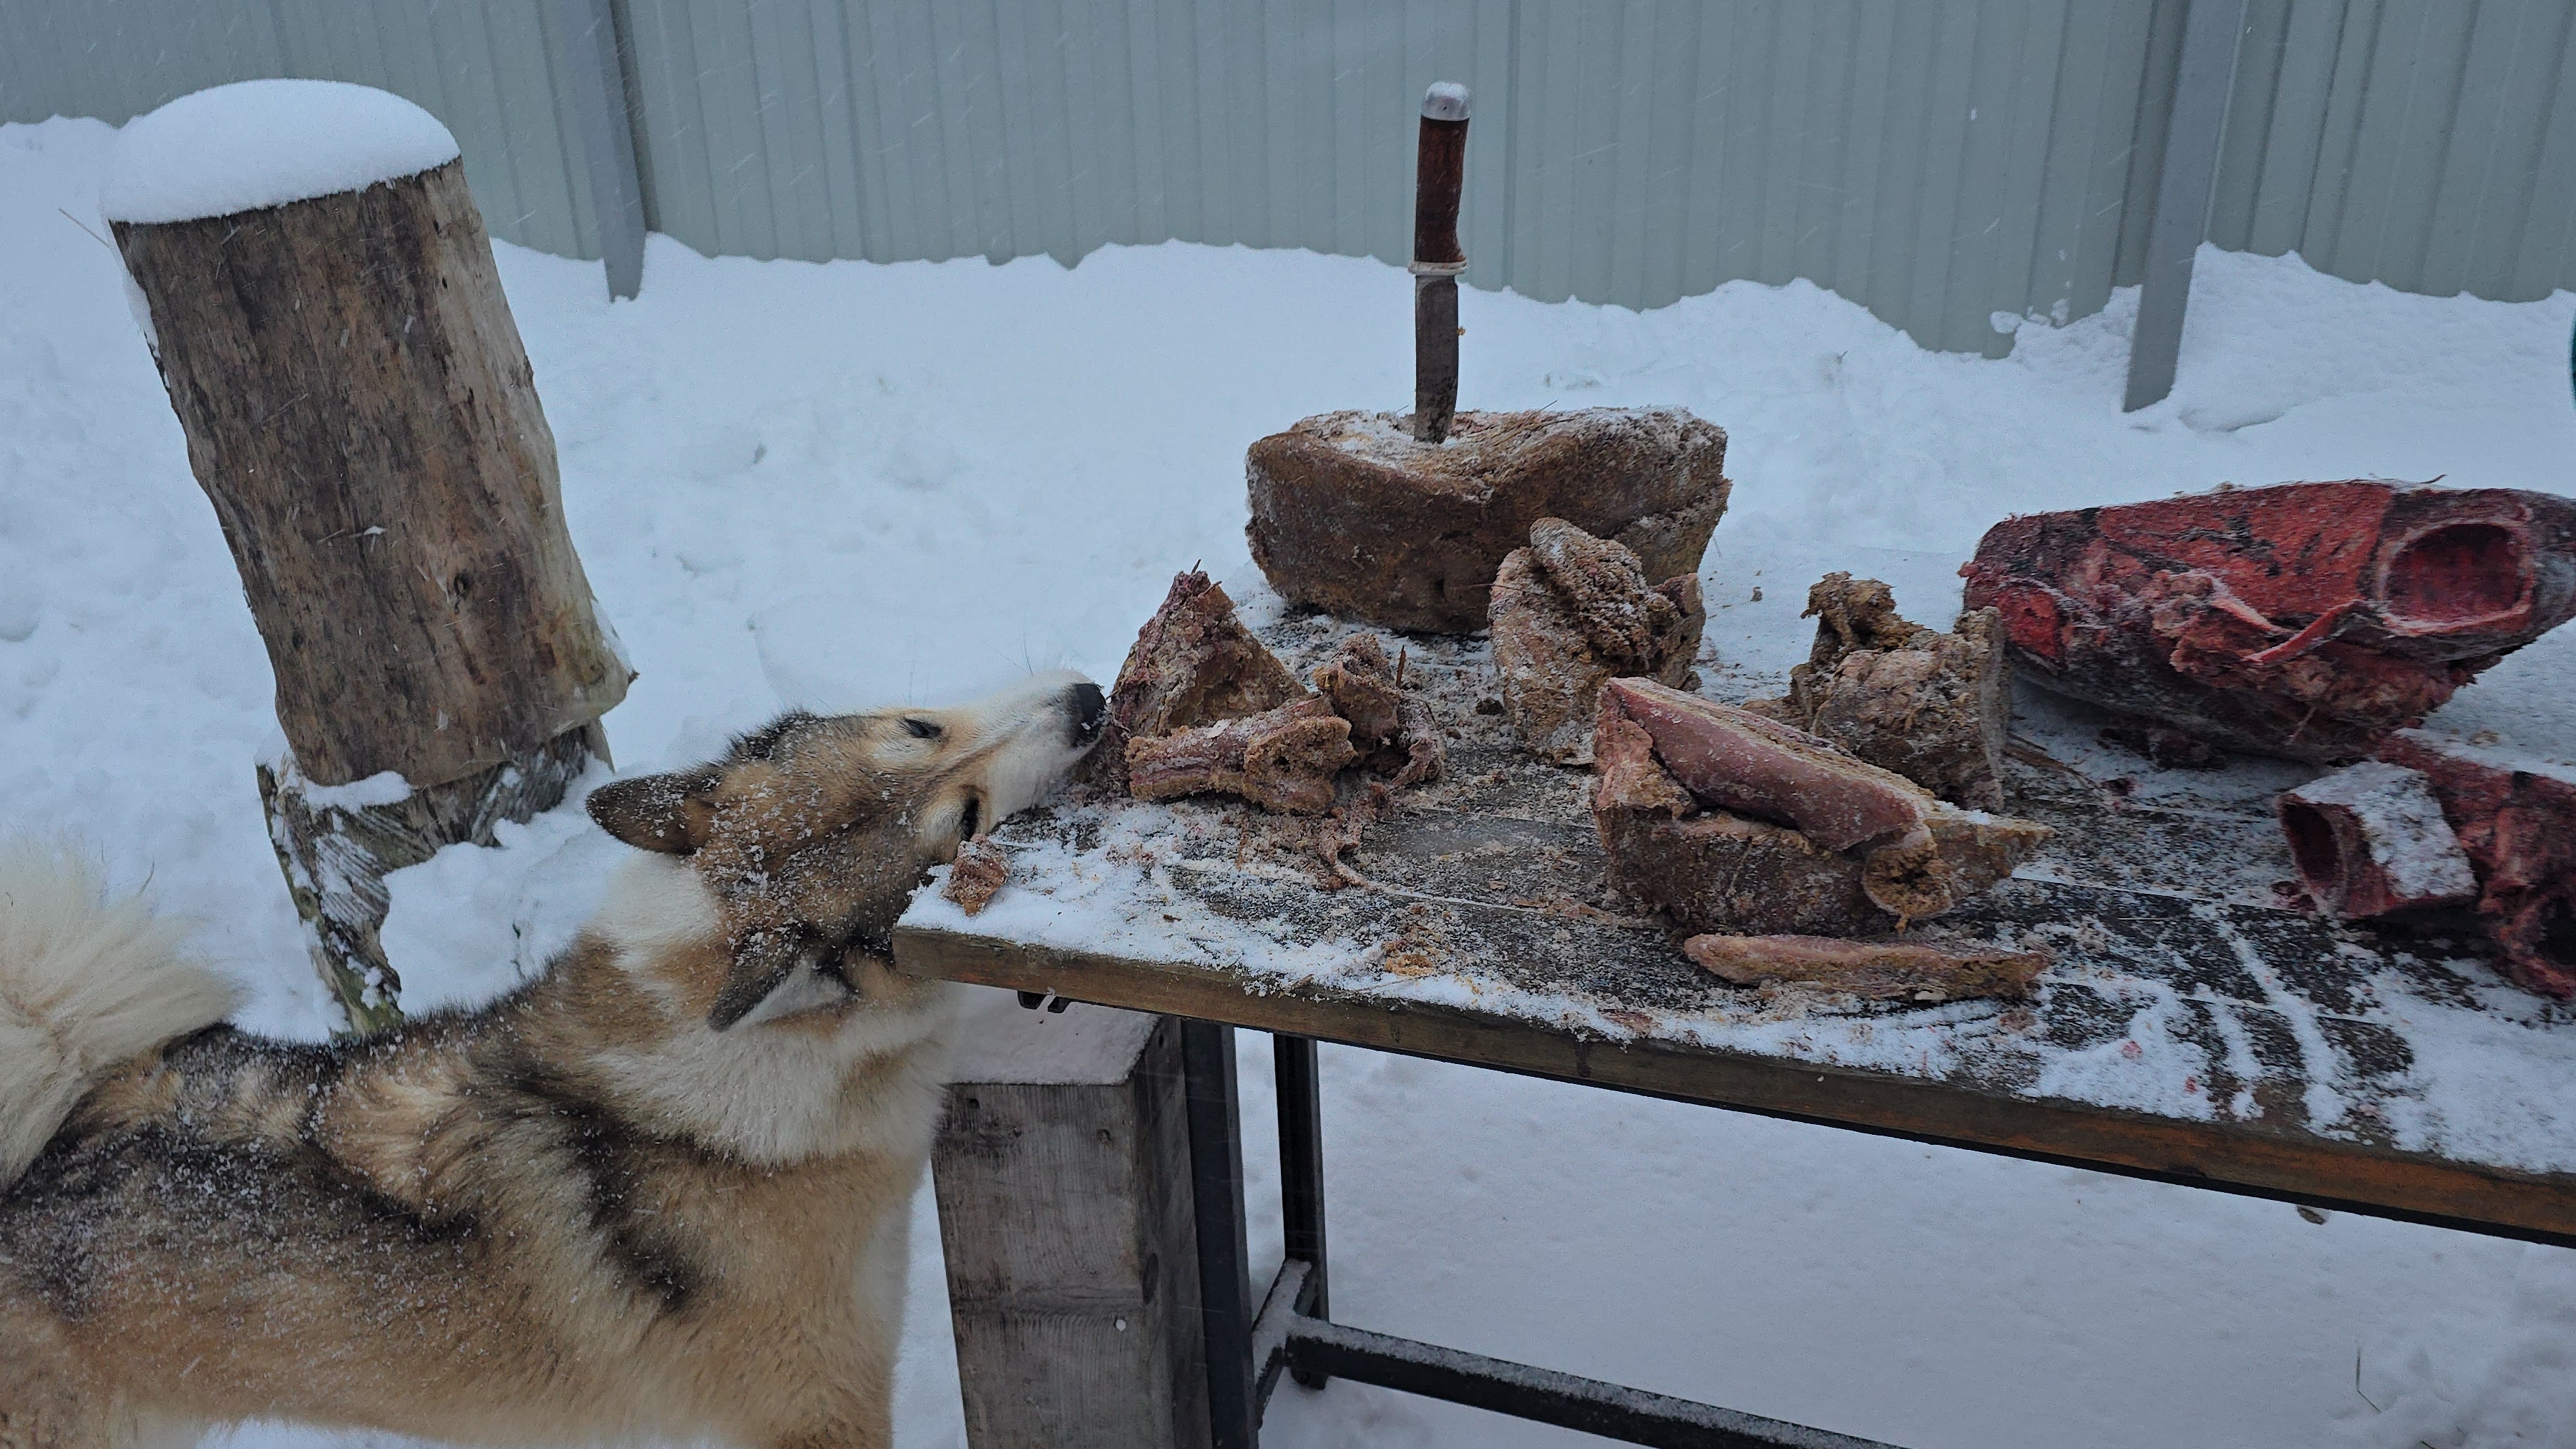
[1185, 1014, 1905, 1449]
[1272, 1033, 1330, 1389]
[1181, 1019, 1257, 1449]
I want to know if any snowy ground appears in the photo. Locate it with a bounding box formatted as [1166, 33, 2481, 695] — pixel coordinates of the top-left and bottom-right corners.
[6, 112, 2575, 1448]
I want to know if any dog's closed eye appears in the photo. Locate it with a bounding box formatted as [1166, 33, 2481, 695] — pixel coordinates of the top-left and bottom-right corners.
[902, 718, 942, 740]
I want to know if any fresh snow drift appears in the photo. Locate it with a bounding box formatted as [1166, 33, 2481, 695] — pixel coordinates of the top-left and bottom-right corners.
[100, 79, 459, 225]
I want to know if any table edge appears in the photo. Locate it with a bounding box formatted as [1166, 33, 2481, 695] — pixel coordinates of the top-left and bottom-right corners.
[895, 922, 2576, 1246]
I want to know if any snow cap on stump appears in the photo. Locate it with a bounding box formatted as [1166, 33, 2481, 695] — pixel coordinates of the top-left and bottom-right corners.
[102, 79, 459, 225]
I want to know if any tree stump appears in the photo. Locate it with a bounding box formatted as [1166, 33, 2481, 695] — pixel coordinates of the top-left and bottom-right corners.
[108, 84, 630, 1030]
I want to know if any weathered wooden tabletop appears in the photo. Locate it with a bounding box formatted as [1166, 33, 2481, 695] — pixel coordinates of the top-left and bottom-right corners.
[895, 613, 2576, 1246]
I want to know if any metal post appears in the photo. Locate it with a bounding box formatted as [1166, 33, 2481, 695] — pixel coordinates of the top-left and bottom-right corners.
[2123, 0, 2248, 411]
[552, 0, 648, 301]
[1182, 1020, 1258, 1448]
[1272, 1033, 1330, 1390]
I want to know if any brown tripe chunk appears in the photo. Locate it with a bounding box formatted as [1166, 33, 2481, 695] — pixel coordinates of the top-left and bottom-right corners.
[1490, 518, 1702, 764]
[1762, 573, 2009, 811]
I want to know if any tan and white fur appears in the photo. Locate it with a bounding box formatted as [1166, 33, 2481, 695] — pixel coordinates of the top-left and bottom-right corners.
[0, 670, 1103, 1449]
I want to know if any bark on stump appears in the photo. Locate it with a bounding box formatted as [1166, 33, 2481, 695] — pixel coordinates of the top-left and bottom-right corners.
[115, 157, 629, 1033]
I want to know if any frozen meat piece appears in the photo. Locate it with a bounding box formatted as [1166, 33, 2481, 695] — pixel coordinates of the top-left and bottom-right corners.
[1310, 634, 1445, 786]
[1490, 518, 1702, 763]
[1683, 933, 2048, 1001]
[2374, 731, 2576, 997]
[942, 837, 1010, 915]
[1600, 678, 1930, 852]
[1960, 480, 2576, 761]
[1770, 573, 2009, 810]
[2277, 761, 2479, 919]
[1083, 570, 1304, 790]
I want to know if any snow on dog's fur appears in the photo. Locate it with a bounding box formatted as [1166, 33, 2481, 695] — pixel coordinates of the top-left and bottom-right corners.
[0, 670, 1104, 1449]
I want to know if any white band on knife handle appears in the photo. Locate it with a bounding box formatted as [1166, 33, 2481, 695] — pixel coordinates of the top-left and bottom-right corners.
[1408, 257, 1469, 277]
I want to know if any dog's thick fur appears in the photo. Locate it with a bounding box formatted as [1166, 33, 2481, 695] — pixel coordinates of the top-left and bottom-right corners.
[0, 670, 1103, 1449]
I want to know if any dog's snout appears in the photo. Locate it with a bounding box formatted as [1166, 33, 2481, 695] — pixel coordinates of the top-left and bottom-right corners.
[1065, 681, 1107, 747]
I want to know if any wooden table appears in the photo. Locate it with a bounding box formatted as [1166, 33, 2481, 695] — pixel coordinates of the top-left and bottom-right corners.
[896, 614, 2576, 1447]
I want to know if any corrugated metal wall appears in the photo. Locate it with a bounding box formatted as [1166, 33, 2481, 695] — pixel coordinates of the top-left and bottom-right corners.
[6, 1, 2574, 354]
[2213, 0, 2576, 302]
[0, 0, 601, 259]
[613, 0, 2182, 356]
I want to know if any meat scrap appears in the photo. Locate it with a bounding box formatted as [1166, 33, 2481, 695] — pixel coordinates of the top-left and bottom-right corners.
[1081, 570, 1305, 791]
[1593, 682, 2049, 937]
[1961, 481, 2576, 761]
[942, 837, 1010, 915]
[1490, 518, 1703, 763]
[1755, 574, 2009, 811]
[2371, 731, 2576, 997]
[1127, 697, 1357, 816]
[1312, 635, 1445, 787]
[1124, 633, 1448, 816]
[2277, 761, 2479, 920]
[1683, 933, 2049, 1002]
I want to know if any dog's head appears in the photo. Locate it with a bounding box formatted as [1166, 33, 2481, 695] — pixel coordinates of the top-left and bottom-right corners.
[587, 669, 1104, 1031]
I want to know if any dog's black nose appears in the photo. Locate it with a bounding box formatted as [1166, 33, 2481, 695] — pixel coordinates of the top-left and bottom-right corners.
[1066, 681, 1107, 746]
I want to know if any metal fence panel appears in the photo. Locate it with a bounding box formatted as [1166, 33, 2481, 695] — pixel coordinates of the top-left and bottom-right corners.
[2210, 0, 2576, 299]
[606, 0, 2192, 353]
[0, 0, 598, 260]
[9, 1, 2576, 349]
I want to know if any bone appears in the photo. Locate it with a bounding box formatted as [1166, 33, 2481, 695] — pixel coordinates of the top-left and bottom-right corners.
[1245, 407, 1729, 633]
[1127, 696, 1357, 815]
[942, 837, 1010, 916]
[1491, 518, 1702, 763]
[2372, 731, 2576, 997]
[1683, 933, 2049, 1002]
[2277, 761, 2479, 919]
[1312, 635, 1405, 748]
[1311, 634, 1446, 788]
[1599, 678, 1930, 852]
[1762, 573, 2009, 810]
[1960, 480, 2576, 761]
[1083, 569, 1304, 790]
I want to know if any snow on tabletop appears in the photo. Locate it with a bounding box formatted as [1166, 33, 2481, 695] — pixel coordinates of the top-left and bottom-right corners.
[913, 789, 2576, 1176]
[100, 80, 459, 225]
[905, 597, 2576, 1178]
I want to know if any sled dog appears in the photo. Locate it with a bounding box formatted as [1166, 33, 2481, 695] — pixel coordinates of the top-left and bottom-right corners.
[0, 670, 1105, 1449]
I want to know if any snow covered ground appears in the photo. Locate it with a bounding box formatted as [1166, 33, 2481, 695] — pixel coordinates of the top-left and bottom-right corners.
[5, 111, 2575, 1448]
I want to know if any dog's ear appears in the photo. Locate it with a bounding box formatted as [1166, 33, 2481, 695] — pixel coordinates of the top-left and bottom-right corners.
[587, 767, 723, 854]
[706, 927, 816, 1032]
